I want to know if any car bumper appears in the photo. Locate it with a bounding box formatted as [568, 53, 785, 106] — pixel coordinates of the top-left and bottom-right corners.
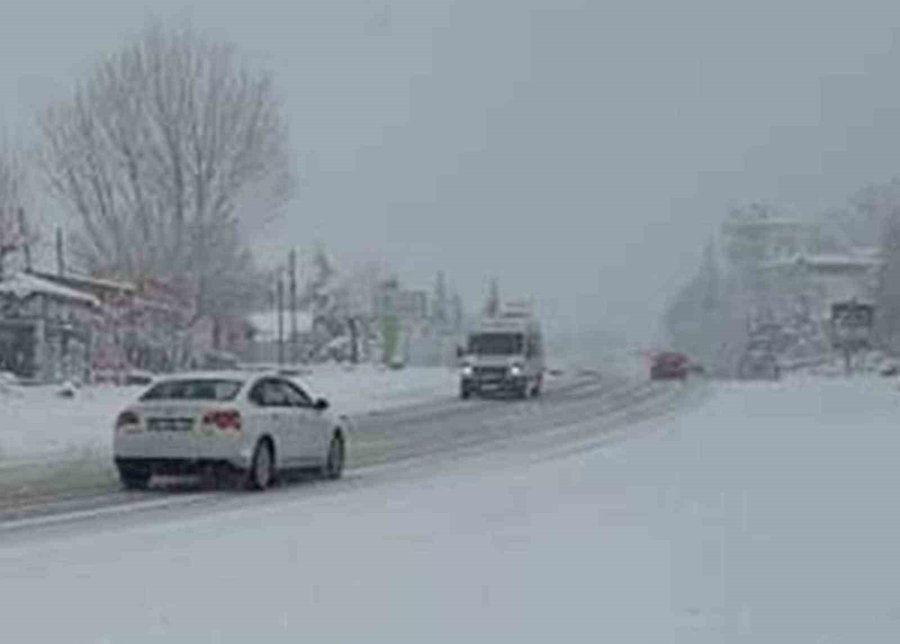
[115, 457, 244, 476]
[114, 433, 253, 470]
[461, 375, 526, 392]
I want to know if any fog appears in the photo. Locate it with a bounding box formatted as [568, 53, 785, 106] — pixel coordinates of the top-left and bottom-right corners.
[2, 0, 900, 346]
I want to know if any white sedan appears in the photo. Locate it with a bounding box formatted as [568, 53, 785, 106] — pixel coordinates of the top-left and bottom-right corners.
[113, 371, 348, 490]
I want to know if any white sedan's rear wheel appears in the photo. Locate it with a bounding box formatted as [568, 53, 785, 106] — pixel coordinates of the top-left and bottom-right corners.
[118, 467, 151, 490]
[246, 440, 274, 491]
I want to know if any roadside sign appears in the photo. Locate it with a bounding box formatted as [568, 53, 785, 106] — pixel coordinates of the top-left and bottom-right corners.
[831, 301, 874, 348]
[830, 300, 875, 375]
[376, 288, 427, 323]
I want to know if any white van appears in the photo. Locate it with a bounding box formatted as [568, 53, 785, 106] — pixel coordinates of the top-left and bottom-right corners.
[459, 309, 545, 399]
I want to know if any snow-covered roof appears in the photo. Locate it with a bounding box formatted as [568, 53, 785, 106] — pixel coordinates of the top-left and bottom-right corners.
[247, 310, 314, 341]
[0, 273, 101, 307]
[848, 246, 883, 259]
[723, 216, 812, 230]
[761, 253, 884, 271]
[29, 270, 136, 295]
[147, 370, 257, 383]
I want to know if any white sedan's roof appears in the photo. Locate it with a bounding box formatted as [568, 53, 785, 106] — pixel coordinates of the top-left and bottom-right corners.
[147, 370, 322, 390]
[149, 370, 273, 383]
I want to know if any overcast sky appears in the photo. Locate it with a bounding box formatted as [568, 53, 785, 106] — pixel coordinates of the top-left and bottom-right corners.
[3, 0, 900, 344]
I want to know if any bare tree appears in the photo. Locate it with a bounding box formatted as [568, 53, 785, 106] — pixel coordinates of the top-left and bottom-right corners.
[39, 22, 293, 323]
[863, 184, 900, 351]
[0, 144, 34, 278]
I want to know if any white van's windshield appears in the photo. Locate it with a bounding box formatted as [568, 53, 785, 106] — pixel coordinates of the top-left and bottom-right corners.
[468, 333, 523, 356]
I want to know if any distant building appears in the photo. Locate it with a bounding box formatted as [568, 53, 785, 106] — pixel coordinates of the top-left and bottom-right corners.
[712, 207, 885, 370]
[759, 251, 883, 320]
[244, 309, 314, 364]
[31, 270, 191, 379]
[0, 272, 101, 382]
[721, 208, 817, 274]
[0, 268, 221, 382]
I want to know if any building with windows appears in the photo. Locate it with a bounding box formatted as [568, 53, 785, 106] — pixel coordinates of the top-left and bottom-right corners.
[721, 210, 817, 277]
[0, 272, 101, 382]
[0, 269, 211, 382]
[759, 251, 882, 320]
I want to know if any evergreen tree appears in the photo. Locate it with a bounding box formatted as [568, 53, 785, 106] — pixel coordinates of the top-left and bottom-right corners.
[877, 205, 900, 350]
[451, 291, 465, 332]
[484, 278, 500, 317]
[432, 270, 449, 329]
[701, 239, 720, 314]
[665, 239, 739, 374]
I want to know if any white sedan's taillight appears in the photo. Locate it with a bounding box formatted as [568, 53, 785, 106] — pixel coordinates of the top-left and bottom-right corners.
[202, 410, 242, 433]
[116, 410, 141, 433]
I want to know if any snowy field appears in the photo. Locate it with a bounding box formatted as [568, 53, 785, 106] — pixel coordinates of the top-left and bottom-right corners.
[0, 365, 458, 467]
[3, 374, 900, 641]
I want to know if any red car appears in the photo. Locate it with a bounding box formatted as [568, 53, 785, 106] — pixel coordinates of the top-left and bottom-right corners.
[650, 352, 690, 380]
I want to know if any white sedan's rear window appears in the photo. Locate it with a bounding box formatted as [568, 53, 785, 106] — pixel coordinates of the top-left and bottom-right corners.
[140, 379, 244, 402]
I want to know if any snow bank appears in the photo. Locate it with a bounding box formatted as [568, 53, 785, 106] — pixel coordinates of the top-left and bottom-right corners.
[0, 385, 140, 464]
[3, 375, 900, 641]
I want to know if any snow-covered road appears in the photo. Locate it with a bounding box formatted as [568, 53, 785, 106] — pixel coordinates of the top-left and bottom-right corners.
[3, 375, 897, 641]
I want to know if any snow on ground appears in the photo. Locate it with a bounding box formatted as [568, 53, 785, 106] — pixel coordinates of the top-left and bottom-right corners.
[0, 385, 140, 465]
[3, 374, 900, 641]
[0, 365, 457, 467]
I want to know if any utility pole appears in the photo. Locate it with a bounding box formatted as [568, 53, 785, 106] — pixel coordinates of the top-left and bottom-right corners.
[18, 208, 30, 272]
[348, 317, 359, 364]
[289, 249, 298, 365]
[56, 227, 65, 276]
[276, 271, 285, 367]
[0, 208, 7, 281]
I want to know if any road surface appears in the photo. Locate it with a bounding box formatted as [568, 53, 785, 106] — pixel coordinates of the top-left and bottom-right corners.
[0, 370, 701, 533]
[7, 374, 898, 641]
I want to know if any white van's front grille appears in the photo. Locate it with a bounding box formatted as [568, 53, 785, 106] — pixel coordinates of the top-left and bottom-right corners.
[473, 366, 508, 381]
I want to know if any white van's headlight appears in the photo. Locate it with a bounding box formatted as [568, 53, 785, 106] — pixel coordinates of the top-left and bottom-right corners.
[509, 364, 523, 377]
[462, 365, 474, 377]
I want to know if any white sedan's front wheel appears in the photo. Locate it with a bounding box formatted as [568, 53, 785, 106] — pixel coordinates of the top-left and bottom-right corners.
[246, 440, 275, 491]
[321, 433, 345, 480]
